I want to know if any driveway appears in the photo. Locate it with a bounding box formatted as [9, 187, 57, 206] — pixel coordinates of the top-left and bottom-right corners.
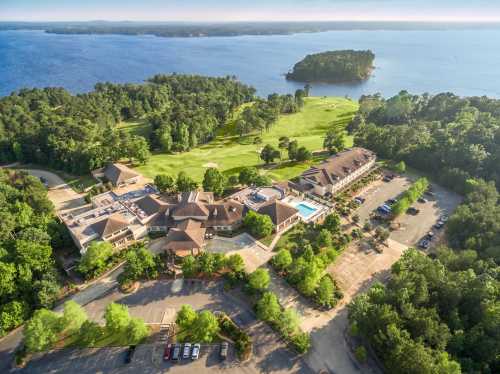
[205, 234, 272, 273]
[22, 169, 87, 212]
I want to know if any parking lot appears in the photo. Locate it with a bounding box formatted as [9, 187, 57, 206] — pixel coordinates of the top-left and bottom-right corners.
[21, 279, 311, 374]
[354, 173, 462, 247]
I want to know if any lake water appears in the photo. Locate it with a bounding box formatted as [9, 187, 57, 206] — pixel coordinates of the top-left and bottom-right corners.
[2, 29, 500, 98]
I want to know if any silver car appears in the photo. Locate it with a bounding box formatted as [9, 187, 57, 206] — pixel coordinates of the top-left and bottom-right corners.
[191, 343, 201, 360]
[183, 343, 191, 359]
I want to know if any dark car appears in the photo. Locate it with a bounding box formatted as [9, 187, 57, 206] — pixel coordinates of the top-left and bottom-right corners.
[163, 344, 172, 361]
[419, 239, 430, 249]
[424, 190, 435, 197]
[39, 176, 49, 188]
[386, 198, 397, 205]
[434, 221, 444, 229]
[383, 176, 392, 182]
[417, 197, 428, 203]
[171, 344, 181, 361]
[125, 345, 136, 364]
[220, 342, 229, 360]
[407, 207, 420, 215]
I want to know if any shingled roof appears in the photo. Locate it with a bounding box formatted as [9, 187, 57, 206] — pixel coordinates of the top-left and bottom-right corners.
[165, 219, 206, 251]
[257, 200, 298, 226]
[301, 147, 375, 187]
[206, 200, 245, 227]
[103, 163, 139, 186]
[91, 213, 129, 237]
[172, 202, 209, 218]
[135, 195, 169, 216]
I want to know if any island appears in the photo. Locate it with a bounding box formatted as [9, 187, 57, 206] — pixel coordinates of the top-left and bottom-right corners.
[286, 50, 375, 84]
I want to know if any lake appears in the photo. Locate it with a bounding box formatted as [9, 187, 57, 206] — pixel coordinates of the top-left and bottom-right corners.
[2, 29, 500, 98]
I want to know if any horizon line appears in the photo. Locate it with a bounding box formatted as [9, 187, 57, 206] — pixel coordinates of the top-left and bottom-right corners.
[2, 18, 500, 24]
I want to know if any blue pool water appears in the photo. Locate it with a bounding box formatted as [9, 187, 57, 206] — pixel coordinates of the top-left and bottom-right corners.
[296, 203, 317, 218]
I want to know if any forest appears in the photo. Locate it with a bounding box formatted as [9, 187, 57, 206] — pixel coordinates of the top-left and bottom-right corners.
[352, 91, 500, 194]
[348, 91, 500, 373]
[286, 50, 375, 83]
[0, 170, 69, 337]
[0, 75, 256, 174]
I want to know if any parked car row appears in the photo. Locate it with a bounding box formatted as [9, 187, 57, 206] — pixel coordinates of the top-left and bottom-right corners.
[383, 174, 397, 182]
[163, 342, 228, 362]
[419, 215, 448, 249]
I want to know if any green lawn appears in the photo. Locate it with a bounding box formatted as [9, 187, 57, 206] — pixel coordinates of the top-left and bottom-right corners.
[135, 96, 357, 182]
[117, 120, 153, 139]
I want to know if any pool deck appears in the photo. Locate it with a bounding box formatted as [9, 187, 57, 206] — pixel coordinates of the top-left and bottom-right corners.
[282, 196, 330, 223]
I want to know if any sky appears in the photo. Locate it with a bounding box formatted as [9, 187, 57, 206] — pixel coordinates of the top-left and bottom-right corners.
[1, 0, 500, 22]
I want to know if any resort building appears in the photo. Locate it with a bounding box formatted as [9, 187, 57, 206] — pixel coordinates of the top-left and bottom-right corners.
[62, 185, 245, 257]
[92, 163, 141, 187]
[299, 147, 376, 197]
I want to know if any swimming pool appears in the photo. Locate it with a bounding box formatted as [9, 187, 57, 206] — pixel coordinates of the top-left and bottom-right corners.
[295, 203, 318, 218]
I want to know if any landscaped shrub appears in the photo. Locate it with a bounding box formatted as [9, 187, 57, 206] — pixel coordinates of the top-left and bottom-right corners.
[218, 314, 252, 360]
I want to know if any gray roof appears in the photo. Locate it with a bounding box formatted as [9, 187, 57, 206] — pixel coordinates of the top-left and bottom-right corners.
[91, 213, 129, 237]
[257, 200, 298, 226]
[103, 163, 139, 186]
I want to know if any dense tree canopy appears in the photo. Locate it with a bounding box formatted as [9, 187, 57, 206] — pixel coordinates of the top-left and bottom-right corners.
[353, 91, 500, 193]
[0, 170, 64, 337]
[286, 50, 375, 83]
[0, 75, 255, 174]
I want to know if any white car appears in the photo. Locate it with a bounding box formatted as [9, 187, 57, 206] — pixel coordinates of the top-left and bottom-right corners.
[191, 343, 201, 360]
[183, 343, 191, 359]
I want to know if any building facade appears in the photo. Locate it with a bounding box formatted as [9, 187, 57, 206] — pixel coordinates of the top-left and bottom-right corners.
[299, 147, 376, 197]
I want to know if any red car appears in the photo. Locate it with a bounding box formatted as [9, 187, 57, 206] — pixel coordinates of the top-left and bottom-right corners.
[163, 344, 172, 361]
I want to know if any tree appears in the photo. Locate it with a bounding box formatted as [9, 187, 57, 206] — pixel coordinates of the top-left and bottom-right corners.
[24, 309, 61, 352]
[181, 255, 198, 278]
[248, 268, 270, 292]
[295, 146, 312, 162]
[79, 320, 103, 346]
[0, 262, 16, 298]
[316, 229, 333, 248]
[202, 167, 226, 196]
[272, 249, 293, 271]
[277, 309, 300, 337]
[323, 128, 347, 154]
[278, 136, 290, 151]
[78, 241, 113, 277]
[104, 302, 131, 334]
[191, 310, 220, 343]
[352, 213, 360, 224]
[0, 301, 29, 335]
[260, 144, 280, 164]
[355, 346, 367, 362]
[60, 300, 87, 334]
[226, 254, 245, 273]
[176, 304, 197, 330]
[120, 245, 158, 285]
[243, 210, 274, 238]
[33, 277, 60, 308]
[154, 174, 176, 194]
[323, 213, 341, 233]
[176, 171, 197, 192]
[287, 140, 298, 160]
[256, 292, 281, 322]
[127, 317, 149, 344]
[127, 135, 151, 164]
[290, 331, 311, 353]
[315, 275, 337, 308]
[238, 167, 259, 186]
[394, 161, 406, 174]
